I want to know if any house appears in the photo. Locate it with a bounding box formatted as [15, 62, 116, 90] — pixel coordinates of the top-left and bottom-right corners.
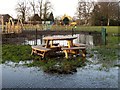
[28, 14, 42, 25]
[0, 14, 13, 25]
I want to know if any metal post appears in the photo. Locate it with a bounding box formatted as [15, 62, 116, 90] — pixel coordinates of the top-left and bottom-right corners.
[41, 35, 42, 44]
[118, 1, 120, 26]
[35, 29, 37, 45]
[1, 16, 4, 32]
[101, 28, 106, 45]
[72, 28, 74, 36]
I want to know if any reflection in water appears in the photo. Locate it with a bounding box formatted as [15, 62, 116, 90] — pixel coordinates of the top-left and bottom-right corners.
[25, 34, 95, 48]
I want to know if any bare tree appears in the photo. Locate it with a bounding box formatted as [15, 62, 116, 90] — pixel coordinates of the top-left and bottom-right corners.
[16, 0, 28, 22]
[76, 0, 94, 25]
[38, 0, 43, 20]
[43, 0, 52, 22]
[30, 0, 36, 16]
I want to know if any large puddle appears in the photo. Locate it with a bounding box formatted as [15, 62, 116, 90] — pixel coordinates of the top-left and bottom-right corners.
[1, 55, 119, 88]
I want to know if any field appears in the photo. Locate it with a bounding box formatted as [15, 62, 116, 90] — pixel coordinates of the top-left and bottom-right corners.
[23, 25, 119, 34]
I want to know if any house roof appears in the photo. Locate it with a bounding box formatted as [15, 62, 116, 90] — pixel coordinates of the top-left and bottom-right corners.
[61, 14, 73, 21]
[30, 14, 41, 21]
[0, 14, 13, 22]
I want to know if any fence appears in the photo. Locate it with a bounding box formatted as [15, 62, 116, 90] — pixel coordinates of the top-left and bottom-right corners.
[2, 29, 102, 46]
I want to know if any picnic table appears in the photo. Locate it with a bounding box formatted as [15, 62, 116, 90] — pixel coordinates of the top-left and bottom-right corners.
[43, 36, 77, 48]
[31, 36, 86, 59]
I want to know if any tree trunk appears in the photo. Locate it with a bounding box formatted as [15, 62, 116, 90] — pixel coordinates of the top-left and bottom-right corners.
[107, 18, 110, 26]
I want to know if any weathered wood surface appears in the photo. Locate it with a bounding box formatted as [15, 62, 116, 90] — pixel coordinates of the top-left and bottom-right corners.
[74, 43, 87, 47]
[61, 46, 86, 59]
[61, 47, 86, 50]
[32, 46, 51, 52]
[31, 45, 51, 58]
[43, 36, 77, 41]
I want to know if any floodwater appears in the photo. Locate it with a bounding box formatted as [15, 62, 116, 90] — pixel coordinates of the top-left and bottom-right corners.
[1, 34, 119, 88]
[1, 56, 119, 88]
[24, 34, 100, 47]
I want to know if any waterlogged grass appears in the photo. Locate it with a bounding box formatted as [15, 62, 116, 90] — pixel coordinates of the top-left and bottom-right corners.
[95, 46, 118, 61]
[2, 44, 86, 74]
[25, 57, 85, 74]
[107, 36, 119, 45]
[89, 33, 119, 70]
[95, 30, 118, 58]
[2, 44, 34, 63]
[91, 35, 119, 68]
[92, 37, 118, 61]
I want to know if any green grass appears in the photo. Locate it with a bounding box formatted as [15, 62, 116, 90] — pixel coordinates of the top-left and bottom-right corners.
[2, 44, 34, 63]
[76, 26, 119, 33]
[94, 46, 118, 61]
[23, 25, 119, 34]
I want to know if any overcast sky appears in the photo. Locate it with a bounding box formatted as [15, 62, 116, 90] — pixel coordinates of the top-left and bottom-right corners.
[0, 0, 17, 18]
[0, 0, 78, 18]
[0, 0, 118, 18]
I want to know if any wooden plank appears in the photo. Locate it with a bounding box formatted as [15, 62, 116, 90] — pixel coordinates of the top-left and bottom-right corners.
[74, 43, 86, 47]
[61, 47, 86, 50]
[32, 46, 51, 52]
[43, 36, 77, 41]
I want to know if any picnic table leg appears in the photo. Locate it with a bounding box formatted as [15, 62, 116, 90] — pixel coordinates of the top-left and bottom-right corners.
[50, 40, 53, 47]
[82, 49, 86, 57]
[45, 40, 50, 48]
[63, 50, 69, 59]
[42, 52, 46, 58]
[31, 49, 34, 55]
[67, 40, 73, 48]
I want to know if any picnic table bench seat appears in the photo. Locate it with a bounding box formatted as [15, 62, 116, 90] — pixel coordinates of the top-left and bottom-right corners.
[74, 43, 87, 47]
[31, 45, 62, 58]
[61, 47, 86, 58]
[32, 46, 51, 51]
[61, 47, 86, 50]
[31, 45, 51, 58]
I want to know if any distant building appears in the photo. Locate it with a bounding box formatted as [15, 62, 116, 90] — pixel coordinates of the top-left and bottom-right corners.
[28, 14, 42, 25]
[61, 14, 77, 26]
[0, 14, 13, 25]
[0, 14, 19, 25]
[61, 14, 72, 21]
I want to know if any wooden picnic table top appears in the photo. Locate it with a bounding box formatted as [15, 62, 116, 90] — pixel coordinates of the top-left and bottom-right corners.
[43, 36, 77, 41]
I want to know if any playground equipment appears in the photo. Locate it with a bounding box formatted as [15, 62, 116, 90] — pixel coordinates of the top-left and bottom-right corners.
[1, 17, 23, 34]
